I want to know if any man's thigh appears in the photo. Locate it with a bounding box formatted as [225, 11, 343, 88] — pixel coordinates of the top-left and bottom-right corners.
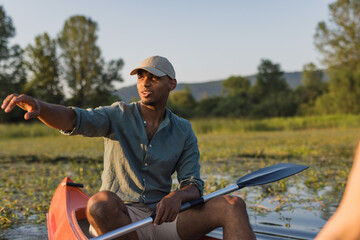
[176, 202, 220, 240]
[127, 205, 181, 240]
[177, 196, 255, 240]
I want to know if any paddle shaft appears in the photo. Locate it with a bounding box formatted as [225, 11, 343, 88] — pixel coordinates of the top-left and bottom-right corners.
[91, 184, 240, 240]
[91, 163, 308, 240]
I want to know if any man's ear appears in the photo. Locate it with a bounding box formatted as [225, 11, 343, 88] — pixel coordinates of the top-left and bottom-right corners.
[169, 78, 177, 92]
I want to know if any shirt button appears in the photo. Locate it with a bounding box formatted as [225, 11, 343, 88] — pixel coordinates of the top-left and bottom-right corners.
[144, 163, 148, 166]
[143, 195, 146, 198]
[149, 144, 152, 147]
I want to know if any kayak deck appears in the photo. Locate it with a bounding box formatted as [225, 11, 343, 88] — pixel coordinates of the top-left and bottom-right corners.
[47, 177, 222, 239]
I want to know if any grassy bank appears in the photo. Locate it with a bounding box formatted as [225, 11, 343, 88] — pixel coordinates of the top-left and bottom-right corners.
[2, 114, 360, 162]
[2, 114, 360, 139]
[191, 114, 360, 134]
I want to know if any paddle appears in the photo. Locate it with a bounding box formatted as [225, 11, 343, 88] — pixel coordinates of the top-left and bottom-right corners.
[91, 163, 308, 240]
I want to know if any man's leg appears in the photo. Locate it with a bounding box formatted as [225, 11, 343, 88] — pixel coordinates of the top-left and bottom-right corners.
[86, 191, 139, 240]
[177, 195, 255, 240]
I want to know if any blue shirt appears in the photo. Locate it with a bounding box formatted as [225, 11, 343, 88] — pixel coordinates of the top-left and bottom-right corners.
[61, 101, 204, 209]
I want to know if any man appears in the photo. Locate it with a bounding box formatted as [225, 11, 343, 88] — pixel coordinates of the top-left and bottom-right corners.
[2, 56, 255, 240]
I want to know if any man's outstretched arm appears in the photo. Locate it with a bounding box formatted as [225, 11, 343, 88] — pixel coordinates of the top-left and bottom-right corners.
[1, 94, 76, 131]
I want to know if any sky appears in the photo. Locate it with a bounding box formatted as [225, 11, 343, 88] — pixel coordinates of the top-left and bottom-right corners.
[1, 0, 334, 88]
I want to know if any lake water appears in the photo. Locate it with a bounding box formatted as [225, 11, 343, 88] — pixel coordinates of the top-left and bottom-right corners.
[0, 214, 322, 240]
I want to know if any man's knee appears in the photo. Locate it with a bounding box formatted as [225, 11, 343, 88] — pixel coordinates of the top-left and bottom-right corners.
[86, 191, 138, 239]
[217, 196, 247, 215]
[86, 191, 127, 226]
[224, 196, 246, 208]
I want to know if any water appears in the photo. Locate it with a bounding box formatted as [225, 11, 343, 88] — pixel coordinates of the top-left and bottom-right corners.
[0, 222, 319, 240]
[250, 209, 322, 239]
[0, 224, 47, 240]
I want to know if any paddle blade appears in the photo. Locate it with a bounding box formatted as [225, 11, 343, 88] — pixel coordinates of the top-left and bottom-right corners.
[236, 163, 308, 188]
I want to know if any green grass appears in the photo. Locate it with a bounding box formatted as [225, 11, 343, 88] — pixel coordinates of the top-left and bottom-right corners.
[2, 114, 360, 140]
[191, 114, 360, 134]
[0, 135, 104, 162]
[197, 128, 360, 162]
[0, 122, 59, 140]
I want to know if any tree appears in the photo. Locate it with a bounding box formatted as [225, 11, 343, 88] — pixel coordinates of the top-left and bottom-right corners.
[87, 58, 124, 106]
[24, 33, 64, 103]
[249, 91, 297, 118]
[0, 6, 15, 61]
[218, 76, 252, 117]
[314, 0, 360, 113]
[314, 0, 360, 69]
[250, 59, 295, 117]
[302, 63, 324, 89]
[222, 75, 250, 97]
[58, 15, 124, 107]
[58, 15, 101, 106]
[295, 63, 328, 115]
[253, 59, 289, 99]
[168, 85, 196, 118]
[0, 6, 26, 122]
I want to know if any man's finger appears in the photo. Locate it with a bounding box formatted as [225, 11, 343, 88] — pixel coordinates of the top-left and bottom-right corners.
[1, 94, 18, 111]
[4, 95, 22, 113]
[159, 209, 176, 224]
[6, 95, 27, 113]
[160, 210, 170, 224]
[166, 210, 177, 223]
[154, 207, 164, 226]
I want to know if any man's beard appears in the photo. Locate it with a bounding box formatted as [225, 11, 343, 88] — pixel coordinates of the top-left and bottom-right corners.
[141, 99, 155, 106]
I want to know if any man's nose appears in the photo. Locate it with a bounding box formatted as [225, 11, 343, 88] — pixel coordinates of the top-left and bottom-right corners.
[143, 76, 152, 86]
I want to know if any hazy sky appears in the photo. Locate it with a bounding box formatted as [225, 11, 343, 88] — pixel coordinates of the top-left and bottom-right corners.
[1, 0, 334, 88]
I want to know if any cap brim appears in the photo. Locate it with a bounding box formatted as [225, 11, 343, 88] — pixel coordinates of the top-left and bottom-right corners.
[130, 67, 167, 77]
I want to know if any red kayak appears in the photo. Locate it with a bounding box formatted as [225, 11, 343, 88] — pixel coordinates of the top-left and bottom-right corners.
[47, 177, 222, 239]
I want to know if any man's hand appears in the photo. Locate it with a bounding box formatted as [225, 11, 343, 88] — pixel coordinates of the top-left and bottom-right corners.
[153, 184, 201, 226]
[154, 191, 182, 226]
[2, 94, 41, 120]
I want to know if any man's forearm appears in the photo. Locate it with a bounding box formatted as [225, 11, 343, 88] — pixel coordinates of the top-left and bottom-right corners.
[177, 184, 201, 203]
[38, 101, 76, 131]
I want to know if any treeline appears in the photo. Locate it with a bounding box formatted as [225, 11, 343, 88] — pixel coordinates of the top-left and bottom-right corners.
[167, 60, 326, 118]
[0, 6, 123, 122]
[1, 0, 360, 122]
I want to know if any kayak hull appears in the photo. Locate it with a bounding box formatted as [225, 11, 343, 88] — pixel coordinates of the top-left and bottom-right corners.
[47, 177, 222, 240]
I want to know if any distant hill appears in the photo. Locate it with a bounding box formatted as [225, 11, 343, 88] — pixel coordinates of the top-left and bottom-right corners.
[114, 71, 326, 102]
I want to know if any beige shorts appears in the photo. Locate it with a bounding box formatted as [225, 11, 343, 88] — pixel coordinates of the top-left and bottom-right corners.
[89, 204, 181, 240]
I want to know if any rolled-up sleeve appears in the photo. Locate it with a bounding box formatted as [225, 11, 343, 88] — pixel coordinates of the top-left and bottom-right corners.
[176, 128, 204, 196]
[59, 106, 111, 137]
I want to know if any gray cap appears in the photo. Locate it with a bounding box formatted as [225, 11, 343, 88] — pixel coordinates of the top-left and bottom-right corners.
[130, 56, 176, 79]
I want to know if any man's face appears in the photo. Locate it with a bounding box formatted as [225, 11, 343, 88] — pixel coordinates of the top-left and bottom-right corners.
[136, 70, 175, 107]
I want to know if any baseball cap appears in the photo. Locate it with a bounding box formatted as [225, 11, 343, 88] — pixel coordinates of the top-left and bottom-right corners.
[130, 56, 176, 79]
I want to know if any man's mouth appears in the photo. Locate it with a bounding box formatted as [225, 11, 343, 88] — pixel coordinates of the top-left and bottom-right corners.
[141, 90, 152, 97]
